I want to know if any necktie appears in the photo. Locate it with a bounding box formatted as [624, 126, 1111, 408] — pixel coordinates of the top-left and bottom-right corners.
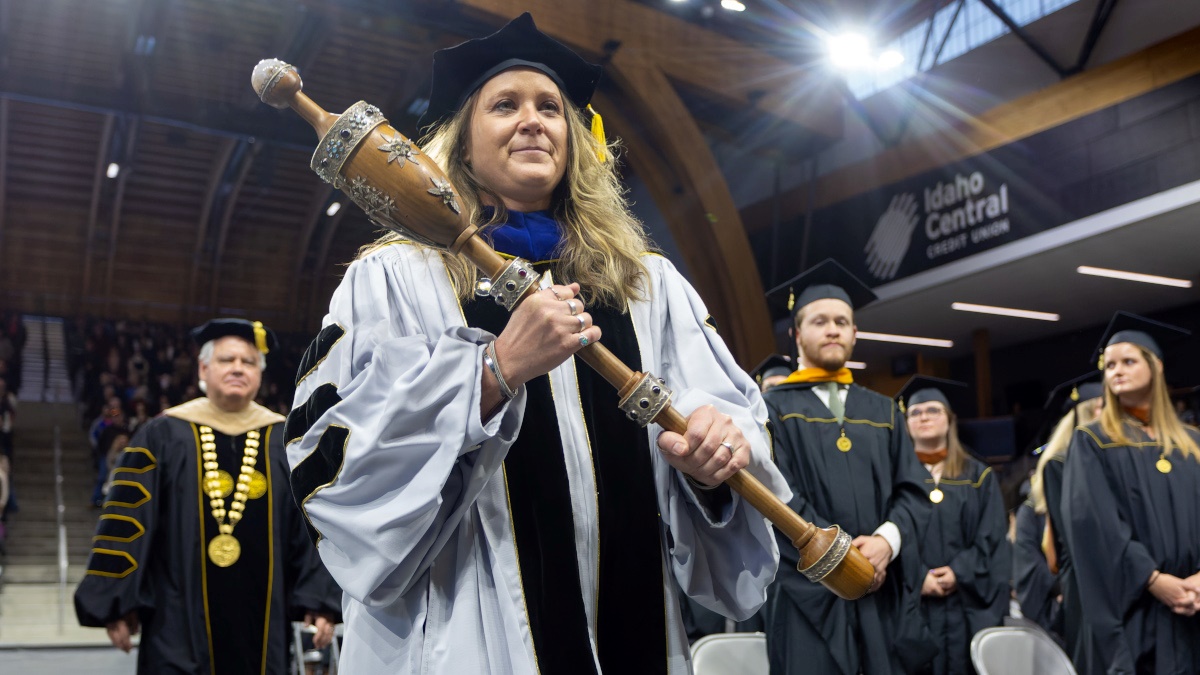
[826, 381, 844, 424]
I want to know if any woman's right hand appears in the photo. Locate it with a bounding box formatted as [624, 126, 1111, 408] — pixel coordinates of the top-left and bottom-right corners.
[493, 282, 601, 386]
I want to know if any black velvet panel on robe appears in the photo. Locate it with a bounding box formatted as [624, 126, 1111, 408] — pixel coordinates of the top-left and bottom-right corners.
[915, 459, 1009, 675]
[462, 260, 667, 675]
[1062, 422, 1200, 675]
[203, 428, 272, 675]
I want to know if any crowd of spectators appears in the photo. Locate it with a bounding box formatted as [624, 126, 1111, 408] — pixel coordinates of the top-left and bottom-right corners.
[71, 317, 308, 507]
[0, 311, 26, 556]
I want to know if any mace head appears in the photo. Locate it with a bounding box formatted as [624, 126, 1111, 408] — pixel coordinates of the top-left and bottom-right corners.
[252, 58, 302, 109]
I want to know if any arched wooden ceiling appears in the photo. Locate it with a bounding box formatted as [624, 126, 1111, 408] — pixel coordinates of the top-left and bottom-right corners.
[0, 0, 848, 364]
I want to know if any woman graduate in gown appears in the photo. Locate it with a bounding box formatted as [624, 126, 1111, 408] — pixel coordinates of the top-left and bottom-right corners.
[284, 13, 791, 675]
[1063, 312, 1200, 675]
[1020, 374, 1103, 653]
[899, 376, 1010, 675]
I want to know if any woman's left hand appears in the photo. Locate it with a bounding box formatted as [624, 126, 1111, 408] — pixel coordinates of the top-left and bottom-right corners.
[656, 405, 750, 487]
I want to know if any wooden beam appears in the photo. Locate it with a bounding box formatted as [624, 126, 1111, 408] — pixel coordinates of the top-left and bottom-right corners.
[289, 183, 334, 319]
[454, 0, 843, 138]
[102, 118, 140, 316]
[973, 328, 992, 417]
[596, 52, 774, 366]
[742, 24, 1200, 231]
[0, 99, 8, 278]
[207, 144, 261, 313]
[186, 138, 237, 323]
[304, 205, 349, 328]
[81, 113, 116, 307]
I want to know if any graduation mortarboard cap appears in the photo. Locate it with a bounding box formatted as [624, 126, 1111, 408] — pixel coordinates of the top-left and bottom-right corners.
[417, 13, 604, 132]
[191, 318, 278, 355]
[765, 258, 878, 322]
[895, 376, 969, 415]
[1044, 372, 1105, 416]
[749, 354, 794, 386]
[1093, 311, 1191, 369]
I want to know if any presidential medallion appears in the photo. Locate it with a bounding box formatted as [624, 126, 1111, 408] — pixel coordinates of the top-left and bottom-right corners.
[208, 533, 241, 567]
[836, 436, 852, 452]
[930, 488, 944, 504]
[1156, 458, 1172, 474]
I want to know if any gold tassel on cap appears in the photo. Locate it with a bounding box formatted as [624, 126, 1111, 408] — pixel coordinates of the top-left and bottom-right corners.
[252, 321, 269, 354]
[588, 104, 607, 162]
[787, 289, 795, 312]
[1070, 386, 1080, 402]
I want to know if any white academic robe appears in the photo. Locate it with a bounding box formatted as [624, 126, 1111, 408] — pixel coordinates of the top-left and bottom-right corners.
[287, 242, 792, 674]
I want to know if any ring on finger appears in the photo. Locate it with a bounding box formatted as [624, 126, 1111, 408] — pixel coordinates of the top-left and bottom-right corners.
[549, 287, 562, 300]
[720, 441, 734, 452]
[567, 299, 578, 316]
[579, 336, 590, 347]
[576, 315, 586, 332]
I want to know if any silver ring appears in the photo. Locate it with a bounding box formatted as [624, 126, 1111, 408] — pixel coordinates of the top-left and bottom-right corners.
[576, 315, 586, 331]
[549, 288, 562, 300]
[567, 300, 578, 316]
[579, 336, 589, 347]
[720, 441, 734, 451]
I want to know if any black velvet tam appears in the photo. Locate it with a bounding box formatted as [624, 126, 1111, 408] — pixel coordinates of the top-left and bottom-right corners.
[417, 13, 603, 132]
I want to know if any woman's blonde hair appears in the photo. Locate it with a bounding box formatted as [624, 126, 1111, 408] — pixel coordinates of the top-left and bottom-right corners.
[1030, 397, 1102, 514]
[1098, 345, 1200, 460]
[359, 86, 651, 310]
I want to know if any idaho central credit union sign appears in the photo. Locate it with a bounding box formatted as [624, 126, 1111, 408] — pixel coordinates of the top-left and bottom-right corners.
[804, 155, 1073, 286]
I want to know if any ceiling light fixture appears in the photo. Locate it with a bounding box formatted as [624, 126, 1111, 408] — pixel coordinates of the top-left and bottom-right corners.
[856, 331, 954, 348]
[106, 163, 120, 179]
[1077, 265, 1193, 288]
[720, 0, 746, 11]
[846, 361, 867, 370]
[827, 32, 873, 70]
[326, 202, 342, 217]
[951, 302, 1060, 321]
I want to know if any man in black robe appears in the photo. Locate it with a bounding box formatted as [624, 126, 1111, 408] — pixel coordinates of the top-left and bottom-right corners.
[762, 259, 934, 675]
[75, 319, 340, 675]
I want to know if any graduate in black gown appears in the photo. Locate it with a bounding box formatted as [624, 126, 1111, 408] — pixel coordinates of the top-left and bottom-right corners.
[1023, 373, 1103, 654]
[899, 377, 1009, 675]
[1063, 313, 1200, 675]
[75, 320, 340, 675]
[1012, 486, 1062, 639]
[762, 260, 934, 675]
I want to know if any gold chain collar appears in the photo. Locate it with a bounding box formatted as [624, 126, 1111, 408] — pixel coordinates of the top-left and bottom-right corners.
[201, 425, 261, 567]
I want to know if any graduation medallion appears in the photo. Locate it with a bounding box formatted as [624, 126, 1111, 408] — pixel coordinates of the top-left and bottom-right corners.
[836, 435, 852, 452]
[214, 470, 235, 498]
[929, 488, 944, 504]
[1156, 457, 1172, 474]
[208, 533, 241, 567]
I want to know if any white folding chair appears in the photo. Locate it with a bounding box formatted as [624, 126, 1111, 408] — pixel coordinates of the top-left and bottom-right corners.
[971, 626, 1077, 675]
[690, 632, 769, 675]
[291, 621, 343, 675]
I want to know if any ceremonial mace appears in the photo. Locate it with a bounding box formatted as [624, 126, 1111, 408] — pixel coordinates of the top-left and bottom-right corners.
[252, 59, 873, 600]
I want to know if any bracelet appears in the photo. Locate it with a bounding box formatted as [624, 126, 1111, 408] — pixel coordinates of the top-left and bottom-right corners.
[483, 341, 517, 401]
[685, 474, 721, 491]
[1148, 570, 1161, 588]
